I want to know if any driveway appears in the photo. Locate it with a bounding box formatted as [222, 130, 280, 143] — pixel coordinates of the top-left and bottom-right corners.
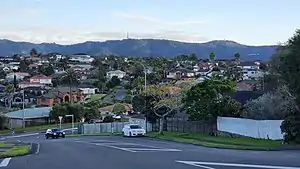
[2, 134, 300, 169]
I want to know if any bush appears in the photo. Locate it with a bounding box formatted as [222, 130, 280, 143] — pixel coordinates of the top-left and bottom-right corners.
[281, 115, 300, 144]
[242, 92, 295, 120]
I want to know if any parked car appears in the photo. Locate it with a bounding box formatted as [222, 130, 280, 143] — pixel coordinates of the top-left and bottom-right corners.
[122, 124, 146, 137]
[45, 128, 65, 139]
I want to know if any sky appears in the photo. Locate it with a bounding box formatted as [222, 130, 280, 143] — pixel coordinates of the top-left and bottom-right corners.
[0, 0, 299, 45]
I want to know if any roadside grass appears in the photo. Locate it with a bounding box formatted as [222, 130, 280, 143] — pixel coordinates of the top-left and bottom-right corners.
[147, 132, 285, 150]
[0, 123, 81, 135]
[0, 145, 30, 158]
[67, 132, 122, 137]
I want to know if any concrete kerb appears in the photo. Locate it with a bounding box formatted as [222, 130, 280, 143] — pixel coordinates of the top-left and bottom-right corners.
[142, 136, 300, 151]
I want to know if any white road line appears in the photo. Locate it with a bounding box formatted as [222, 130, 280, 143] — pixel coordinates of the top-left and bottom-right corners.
[176, 161, 300, 169]
[0, 158, 11, 167]
[105, 145, 137, 152]
[128, 148, 182, 152]
[35, 143, 40, 154]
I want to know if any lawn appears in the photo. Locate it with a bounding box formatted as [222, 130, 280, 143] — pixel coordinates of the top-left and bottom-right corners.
[87, 94, 106, 102]
[147, 132, 285, 150]
[0, 123, 80, 135]
[0, 142, 30, 158]
[0, 145, 30, 158]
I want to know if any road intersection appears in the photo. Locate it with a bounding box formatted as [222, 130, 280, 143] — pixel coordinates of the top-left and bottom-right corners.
[1, 133, 300, 169]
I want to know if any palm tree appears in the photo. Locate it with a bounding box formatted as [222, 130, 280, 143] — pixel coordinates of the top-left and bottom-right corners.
[61, 69, 80, 105]
[234, 52, 241, 62]
[4, 84, 14, 108]
[209, 52, 215, 62]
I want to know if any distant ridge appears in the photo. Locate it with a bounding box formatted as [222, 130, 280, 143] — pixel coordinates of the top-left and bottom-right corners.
[0, 38, 278, 60]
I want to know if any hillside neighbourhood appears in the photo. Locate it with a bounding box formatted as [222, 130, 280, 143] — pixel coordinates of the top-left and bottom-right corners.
[0, 31, 299, 145]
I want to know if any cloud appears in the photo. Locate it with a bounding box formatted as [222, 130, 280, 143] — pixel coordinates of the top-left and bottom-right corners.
[112, 12, 206, 26]
[0, 25, 209, 44]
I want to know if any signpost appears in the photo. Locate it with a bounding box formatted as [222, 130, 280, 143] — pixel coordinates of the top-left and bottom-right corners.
[58, 116, 63, 129]
[65, 115, 74, 135]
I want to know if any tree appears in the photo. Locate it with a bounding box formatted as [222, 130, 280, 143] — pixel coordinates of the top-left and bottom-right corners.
[83, 101, 101, 122]
[209, 52, 215, 62]
[242, 91, 295, 120]
[38, 65, 54, 76]
[30, 48, 38, 57]
[19, 60, 29, 72]
[4, 84, 14, 108]
[132, 76, 145, 93]
[124, 94, 133, 104]
[0, 113, 7, 130]
[183, 79, 239, 121]
[106, 76, 121, 89]
[113, 103, 126, 115]
[148, 85, 183, 135]
[270, 29, 300, 143]
[61, 69, 80, 104]
[234, 52, 240, 61]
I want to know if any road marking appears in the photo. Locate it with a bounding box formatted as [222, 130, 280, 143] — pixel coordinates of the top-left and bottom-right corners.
[105, 145, 137, 152]
[35, 143, 40, 154]
[176, 161, 300, 169]
[128, 148, 182, 152]
[0, 158, 11, 167]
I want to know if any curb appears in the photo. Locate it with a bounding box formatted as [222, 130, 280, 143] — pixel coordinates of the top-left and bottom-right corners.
[143, 136, 300, 151]
[29, 143, 40, 154]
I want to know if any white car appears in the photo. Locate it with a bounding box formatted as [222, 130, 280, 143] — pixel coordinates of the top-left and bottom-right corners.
[122, 124, 146, 137]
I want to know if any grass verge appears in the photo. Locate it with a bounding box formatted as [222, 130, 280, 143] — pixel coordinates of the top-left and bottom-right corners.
[67, 133, 122, 137]
[147, 132, 285, 150]
[0, 123, 81, 135]
[0, 145, 30, 158]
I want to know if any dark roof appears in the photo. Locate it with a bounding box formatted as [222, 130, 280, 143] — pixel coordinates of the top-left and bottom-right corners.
[228, 91, 263, 105]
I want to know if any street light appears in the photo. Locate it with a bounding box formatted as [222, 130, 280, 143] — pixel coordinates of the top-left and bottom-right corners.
[65, 114, 74, 135]
[130, 60, 147, 132]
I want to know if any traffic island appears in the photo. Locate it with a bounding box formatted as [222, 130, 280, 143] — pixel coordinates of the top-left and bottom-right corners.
[146, 132, 300, 151]
[0, 142, 39, 158]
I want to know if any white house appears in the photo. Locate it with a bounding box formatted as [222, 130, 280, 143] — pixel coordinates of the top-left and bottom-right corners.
[106, 70, 126, 79]
[69, 54, 94, 63]
[237, 61, 260, 70]
[30, 75, 52, 85]
[242, 69, 264, 80]
[18, 82, 45, 89]
[6, 72, 30, 81]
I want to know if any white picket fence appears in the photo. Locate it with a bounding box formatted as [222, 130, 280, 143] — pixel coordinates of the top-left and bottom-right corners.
[217, 117, 283, 140]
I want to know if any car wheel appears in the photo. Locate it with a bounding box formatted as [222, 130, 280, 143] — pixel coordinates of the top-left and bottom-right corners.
[46, 136, 49, 139]
[129, 132, 132, 137]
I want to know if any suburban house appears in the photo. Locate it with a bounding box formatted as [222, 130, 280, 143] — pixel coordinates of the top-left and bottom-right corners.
[237, 61, 260, 70]
[242, 69, 264, 80]
[37, 87, 85, 107]
[5, 72, 30, 82]
[18, 82, 44, 89]
[69, 54, 94, 63]
[106, 70, 126, 79]
[5, 107, 52, 128]
[30, 75, 52, 85]
[167, 68, 195, 79]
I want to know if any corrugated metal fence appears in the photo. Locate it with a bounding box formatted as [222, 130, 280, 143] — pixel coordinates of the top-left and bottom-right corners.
[79, 118, 152, 134]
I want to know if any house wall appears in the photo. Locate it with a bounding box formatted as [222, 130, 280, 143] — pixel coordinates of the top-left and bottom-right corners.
[107, 72, 126, 79]
[19, 83, 44, 89]
[30, 78, 52, 84]
[37, 98, 54, 107]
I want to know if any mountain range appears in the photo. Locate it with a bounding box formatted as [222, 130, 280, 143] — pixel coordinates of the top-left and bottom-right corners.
[0, 39, 278, 60]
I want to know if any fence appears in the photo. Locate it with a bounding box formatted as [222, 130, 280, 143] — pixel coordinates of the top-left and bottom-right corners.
[152, 118, 216, 134]
[217, 117, 283, 140]
[79, 118, 152, 134]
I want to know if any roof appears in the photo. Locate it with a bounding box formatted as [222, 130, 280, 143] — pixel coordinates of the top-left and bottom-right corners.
[5, 107, 52, 119]
[7, 72, 30, 77]
[30, 75, 52, 79]
[107, 70, 126, 74]
[18, 82, 41, 85]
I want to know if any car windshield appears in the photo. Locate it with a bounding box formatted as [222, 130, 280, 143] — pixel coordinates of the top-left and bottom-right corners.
[130, 125, 142, 129]
[52, 129, 60, 132]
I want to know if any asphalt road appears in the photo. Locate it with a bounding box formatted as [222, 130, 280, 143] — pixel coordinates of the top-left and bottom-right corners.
[2, 134, 300, 169]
